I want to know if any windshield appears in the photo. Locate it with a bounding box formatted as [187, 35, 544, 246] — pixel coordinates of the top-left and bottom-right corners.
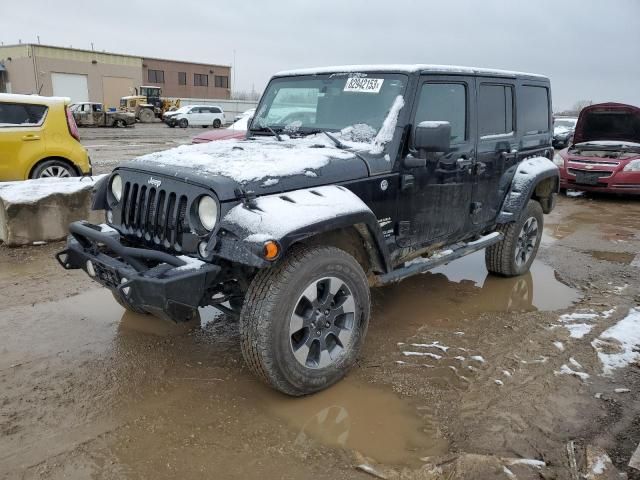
[554, 119, 577, 128]
[251, 73, 408, 142]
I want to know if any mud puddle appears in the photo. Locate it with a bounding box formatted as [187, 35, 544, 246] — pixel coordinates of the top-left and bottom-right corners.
[261, 378, 447, 464]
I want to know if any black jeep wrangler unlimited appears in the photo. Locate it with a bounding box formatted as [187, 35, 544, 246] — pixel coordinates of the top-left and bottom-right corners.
[57, 65, 558, 396]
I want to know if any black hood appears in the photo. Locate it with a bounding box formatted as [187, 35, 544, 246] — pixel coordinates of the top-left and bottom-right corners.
[118, 136, 370, 201]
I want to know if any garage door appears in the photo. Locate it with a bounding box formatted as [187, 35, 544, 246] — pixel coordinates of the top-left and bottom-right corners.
[51, 73, 89, 102]
[102, 76, 135, 110]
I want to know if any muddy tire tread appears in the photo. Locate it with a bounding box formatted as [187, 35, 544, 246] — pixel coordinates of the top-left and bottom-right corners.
[485, 200, 543, 277]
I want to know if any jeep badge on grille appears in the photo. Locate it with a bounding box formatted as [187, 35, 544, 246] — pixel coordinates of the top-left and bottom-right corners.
[148, 177, 162, 188]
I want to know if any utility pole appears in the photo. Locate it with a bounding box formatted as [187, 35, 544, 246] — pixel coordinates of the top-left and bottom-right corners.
[233, 49, 236, 97]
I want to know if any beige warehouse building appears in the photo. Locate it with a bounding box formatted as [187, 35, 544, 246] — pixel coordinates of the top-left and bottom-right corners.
[0, 44, 231, 109]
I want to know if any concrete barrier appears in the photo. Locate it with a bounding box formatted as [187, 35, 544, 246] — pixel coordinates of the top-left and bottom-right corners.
[0, 176, 105, 246]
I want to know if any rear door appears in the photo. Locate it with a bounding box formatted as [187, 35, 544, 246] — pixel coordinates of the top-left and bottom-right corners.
[398, 75, 477, 247]
[472, 78, 518, 228]
[0, 102, 48, 180]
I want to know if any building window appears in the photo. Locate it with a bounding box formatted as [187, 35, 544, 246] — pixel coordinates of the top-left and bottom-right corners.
[215, 75, 229, 88]
[194, 73, 208, 87]
[148, 69, 164, 83]
[178, 72, 186, 85]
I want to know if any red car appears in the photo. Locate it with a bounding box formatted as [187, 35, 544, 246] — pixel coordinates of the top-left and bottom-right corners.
[554, 102, 640, 195]
[191, 116, 248, 144]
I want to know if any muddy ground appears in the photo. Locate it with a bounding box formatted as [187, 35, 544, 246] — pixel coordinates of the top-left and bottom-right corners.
[1, 127, 639, 479]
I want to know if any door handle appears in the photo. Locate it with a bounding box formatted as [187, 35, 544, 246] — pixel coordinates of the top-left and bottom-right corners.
[22, 134, 41, 141]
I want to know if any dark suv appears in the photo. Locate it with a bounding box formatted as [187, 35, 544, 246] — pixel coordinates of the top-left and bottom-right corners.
[57, 65, 559, 395]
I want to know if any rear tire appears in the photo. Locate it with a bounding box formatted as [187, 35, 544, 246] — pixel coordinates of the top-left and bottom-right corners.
[115, 119, 126, 128]
[178, 118, 188, 128]
[485, 199, 544, 277]
[112, 291, 148, 315]
[240, 245, 370, 396]
[31, 159, 77, 179]
[213, 118, 222, 128]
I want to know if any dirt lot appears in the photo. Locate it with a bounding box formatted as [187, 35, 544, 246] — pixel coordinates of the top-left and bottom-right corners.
[81, 123, 201, 175]
[1, 126, 639, 479]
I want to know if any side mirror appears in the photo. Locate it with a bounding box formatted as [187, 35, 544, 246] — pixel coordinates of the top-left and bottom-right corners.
[414, 121, 451, 153]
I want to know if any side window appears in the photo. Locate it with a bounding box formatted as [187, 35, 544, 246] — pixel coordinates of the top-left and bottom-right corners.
[520, 86, 549, 135]
[414, 83, 467, 144]
[478, 84, 514, 137]
[211, 107, 221, 114]
[0, 102, 48, 126]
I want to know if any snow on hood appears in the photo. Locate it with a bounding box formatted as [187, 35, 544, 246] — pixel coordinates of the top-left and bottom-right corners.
[135, 135, 356, 184]
[553, 125, 571, 135]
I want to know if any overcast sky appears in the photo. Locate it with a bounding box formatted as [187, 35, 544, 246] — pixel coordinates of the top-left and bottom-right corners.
[2, 0, 639, 110]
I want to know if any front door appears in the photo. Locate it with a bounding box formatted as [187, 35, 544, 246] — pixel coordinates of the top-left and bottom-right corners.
[472, 78, 518, 228]
[398, 76, 477, 248]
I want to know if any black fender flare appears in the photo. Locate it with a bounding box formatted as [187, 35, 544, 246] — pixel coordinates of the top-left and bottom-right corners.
[215, 185, 391, 272]
[91, 174, 109, 211]
[496, 157, 559, 223]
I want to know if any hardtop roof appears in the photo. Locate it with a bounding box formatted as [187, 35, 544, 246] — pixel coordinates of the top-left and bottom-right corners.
[0, 93, 70, 105]
[274, 64, 548, 80]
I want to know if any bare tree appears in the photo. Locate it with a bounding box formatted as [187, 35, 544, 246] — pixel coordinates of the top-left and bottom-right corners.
[572, 100, 593, 113]
[232, 90, 261, 101]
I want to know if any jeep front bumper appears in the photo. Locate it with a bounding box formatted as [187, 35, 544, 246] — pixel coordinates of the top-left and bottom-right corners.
[56, 221, 220, 322]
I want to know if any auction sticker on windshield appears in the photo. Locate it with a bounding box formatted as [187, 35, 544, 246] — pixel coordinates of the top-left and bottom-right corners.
[344, 77, 384, 93]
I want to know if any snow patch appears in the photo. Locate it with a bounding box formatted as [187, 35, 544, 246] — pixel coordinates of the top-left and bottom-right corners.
[553, 341, 565, 351]
[261, 178, 279, 187]
[0, 175, 105, 204]
[401, 351, 442, 360]
[135, 135, 353, 184]
[470, 355, 486, 364]
[555, 364, 590, 381]
[174, 255, 206, 272]
[222, 185, 369, 239]
[591, 307, 640, 375]
[370, 95, 404, 154]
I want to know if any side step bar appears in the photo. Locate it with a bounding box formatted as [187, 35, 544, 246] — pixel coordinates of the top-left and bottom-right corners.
[375, 231, 503, 286]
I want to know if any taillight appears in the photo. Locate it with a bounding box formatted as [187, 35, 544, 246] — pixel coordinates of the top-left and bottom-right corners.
[65, 106, 80, 141]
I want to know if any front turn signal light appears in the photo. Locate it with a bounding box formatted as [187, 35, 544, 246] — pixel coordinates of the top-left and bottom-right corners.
[263, 241, 280, 261]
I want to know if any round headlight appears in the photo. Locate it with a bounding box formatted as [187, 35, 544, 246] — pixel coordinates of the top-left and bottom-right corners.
[111, 174, 123, 202]
[198, 196, 218, 231]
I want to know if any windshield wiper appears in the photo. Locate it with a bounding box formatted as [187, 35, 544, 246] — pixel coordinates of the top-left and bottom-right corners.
[251, 125, 283, 141]
[323, 131, 347, 149]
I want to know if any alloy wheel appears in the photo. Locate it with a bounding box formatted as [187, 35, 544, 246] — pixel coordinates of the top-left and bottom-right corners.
[515, 217, 538, 267]
[289, 276, 356, 369]
[40, 165, 71, 178]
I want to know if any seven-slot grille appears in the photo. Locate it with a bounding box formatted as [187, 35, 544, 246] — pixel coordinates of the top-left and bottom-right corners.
[119, 180, 190, 250]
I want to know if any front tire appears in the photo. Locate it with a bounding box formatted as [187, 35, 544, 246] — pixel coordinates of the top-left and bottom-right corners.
[178, 118, 188, 128]
[213, 118, 222, 128]
[485, 199, 544, 277]
[240, 245, 370, 396]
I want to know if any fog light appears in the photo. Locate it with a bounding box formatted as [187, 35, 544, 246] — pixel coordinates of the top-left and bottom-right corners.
[120, 277, 131, 296]
[86, 260, 96, 277]
[106, 210, 114, 223]
[198, 241, 209, 258]
[263, 240, 280, 261]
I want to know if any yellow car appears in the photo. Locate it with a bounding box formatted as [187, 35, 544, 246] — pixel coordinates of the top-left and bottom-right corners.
[0, 93, 91, 181]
